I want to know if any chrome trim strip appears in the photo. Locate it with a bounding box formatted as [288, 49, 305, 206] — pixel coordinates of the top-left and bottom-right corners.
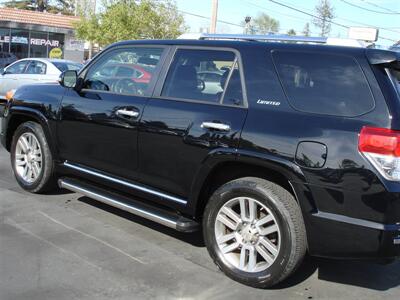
[63, 161, 187, 205]
[313, 211, 400, 231]
[59, 179, 177, 229]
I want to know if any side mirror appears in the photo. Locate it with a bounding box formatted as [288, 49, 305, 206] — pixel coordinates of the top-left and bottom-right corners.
[0, 68, 5, 75]
[59, 70, 78, 88]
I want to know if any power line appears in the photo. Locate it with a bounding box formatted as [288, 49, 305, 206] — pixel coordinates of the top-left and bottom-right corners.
[339, 0, 400, 15]
[178, 10, 244, 28]
[264, 0, 397, 42]
[360, 0, 400, 14]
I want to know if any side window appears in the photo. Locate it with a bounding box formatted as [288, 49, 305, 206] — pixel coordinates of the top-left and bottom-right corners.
[391, 69, 400, 92]
[84, 47, 164, 96]
[6, 61, 29, 74]
[272, 51, 374, 117]
[161, 49, 244, 105]
[25, 61, 47, 74]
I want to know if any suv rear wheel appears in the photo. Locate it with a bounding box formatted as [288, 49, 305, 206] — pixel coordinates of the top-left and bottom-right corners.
[203, 177, 306, 288]
[10, 121, 57, 193]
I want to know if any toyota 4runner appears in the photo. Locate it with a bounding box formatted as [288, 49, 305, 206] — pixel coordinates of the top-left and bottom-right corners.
[1, 34, 400, 288]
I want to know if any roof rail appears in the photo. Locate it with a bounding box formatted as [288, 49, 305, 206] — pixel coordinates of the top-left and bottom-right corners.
[178, 33, 328, 44]
[177, 33, 370, 48]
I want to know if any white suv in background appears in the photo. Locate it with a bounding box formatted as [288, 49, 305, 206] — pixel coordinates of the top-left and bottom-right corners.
[0, 58, 82, 99]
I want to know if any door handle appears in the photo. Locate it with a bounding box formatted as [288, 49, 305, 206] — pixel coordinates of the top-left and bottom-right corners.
[201, 122, 231, 132]
[116, 108, 139, 118]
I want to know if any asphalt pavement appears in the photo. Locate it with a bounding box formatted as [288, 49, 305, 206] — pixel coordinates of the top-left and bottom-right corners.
[1, 147, 400, 300]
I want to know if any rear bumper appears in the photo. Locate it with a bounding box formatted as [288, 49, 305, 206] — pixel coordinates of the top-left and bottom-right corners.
[311, 211, 400, 259]
[292, 181, 400, 259]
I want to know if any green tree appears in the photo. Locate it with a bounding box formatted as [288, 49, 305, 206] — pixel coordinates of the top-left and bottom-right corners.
[302, 22, 310, 36]
[312, 0, 335, 37]
[252, 13, 279, 34]
[4, 0, 76, 15]
[74, 0, 186, 46]
[287, 29, 296, 36]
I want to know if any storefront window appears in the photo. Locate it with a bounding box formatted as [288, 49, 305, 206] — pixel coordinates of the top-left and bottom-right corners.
[48, 32, 64, 59]
[29, 31, 49, 58]
[10, 29, 29, 59]
[0, 28, 10, 53]
[0, 28, 66, 60]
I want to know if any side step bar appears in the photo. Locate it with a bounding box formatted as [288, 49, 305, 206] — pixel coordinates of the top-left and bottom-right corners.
[58, 178, 199, 232]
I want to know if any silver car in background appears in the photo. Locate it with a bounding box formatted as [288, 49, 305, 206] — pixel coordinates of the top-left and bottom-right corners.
[0, 58, 82, 99]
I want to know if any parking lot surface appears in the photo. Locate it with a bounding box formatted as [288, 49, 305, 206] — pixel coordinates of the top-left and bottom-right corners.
[1, 147, 400, 300]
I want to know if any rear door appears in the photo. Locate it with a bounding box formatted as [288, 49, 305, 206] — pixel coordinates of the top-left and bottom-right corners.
[58, 45, 169, 181]
[23, 60, 49, 83]
[138, 47, 248, 201]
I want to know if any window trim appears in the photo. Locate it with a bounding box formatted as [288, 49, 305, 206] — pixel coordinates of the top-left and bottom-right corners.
[25, 60, 47, 75]
[79, 44, 171, 98]
[270, 49, 376, 117]
[6, 60, 29, 75]
[153, 45, 248, 108]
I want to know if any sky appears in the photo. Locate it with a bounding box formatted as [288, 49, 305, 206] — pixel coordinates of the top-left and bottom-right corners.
[173, 0, 400, 46]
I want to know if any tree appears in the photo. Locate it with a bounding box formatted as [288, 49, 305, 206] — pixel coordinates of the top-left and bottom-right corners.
[252, 13, 279, 34]
[302, 22, 310, 36]
[287, 29, 296, 36]
[74, 0, 186, 47]
[3, 0, 76, 15]
[313, 0, 334, 37]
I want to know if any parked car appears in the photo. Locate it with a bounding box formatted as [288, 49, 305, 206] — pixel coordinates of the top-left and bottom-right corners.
[0, 58, 82, 99]
[2, 35, 400, 288]
[0, 52, 17, 69]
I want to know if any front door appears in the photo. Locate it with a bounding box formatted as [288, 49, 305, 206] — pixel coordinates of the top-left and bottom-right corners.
[0, 60, 30, 97]
[58, 45, 168, 180]
[139, 47, 248, 199]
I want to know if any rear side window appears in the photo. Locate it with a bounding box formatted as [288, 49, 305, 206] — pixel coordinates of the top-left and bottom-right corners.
[25, 60, 47, 74]
[272, 51, 374, 117]
[162, 49, 244, 106]
[390, 69, 400, 94]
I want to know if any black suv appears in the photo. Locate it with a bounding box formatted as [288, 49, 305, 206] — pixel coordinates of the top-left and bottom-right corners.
[1, 34, 400, 288]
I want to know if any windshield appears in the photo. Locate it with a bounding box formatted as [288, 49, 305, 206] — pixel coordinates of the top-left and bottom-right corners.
[53, 62, 83, 72]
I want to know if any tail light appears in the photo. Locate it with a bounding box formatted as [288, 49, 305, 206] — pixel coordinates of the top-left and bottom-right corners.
[359, 127, 400, 181]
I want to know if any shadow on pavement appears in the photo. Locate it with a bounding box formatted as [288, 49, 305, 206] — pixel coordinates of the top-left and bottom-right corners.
[79, 195, 400, 291]
[78, 196, 205, 247]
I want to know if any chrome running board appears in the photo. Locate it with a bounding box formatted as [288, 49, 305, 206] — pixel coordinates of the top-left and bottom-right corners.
[58, 178, 199, 232]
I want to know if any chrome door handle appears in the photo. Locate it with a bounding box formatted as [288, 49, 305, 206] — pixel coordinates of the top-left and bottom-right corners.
[116, 109, 139, 118]
[201, 122, 231, 132]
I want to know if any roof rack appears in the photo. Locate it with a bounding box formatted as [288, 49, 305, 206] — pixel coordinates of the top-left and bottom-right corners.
[178, 33, 369, 48]
[178, 33, 328, 43]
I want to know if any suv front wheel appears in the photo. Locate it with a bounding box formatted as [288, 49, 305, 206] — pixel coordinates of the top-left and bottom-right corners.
[10, 121, 57, 193]
[203, 177, 306, 288]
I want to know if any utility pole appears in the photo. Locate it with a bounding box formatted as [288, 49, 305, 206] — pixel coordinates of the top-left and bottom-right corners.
[210, 0, 218, 34]
[244, 16, 251, 34]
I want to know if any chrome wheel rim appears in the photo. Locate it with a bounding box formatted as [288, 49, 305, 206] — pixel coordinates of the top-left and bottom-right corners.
[15, 132, 43, 183]
[215, 197, 281, 273]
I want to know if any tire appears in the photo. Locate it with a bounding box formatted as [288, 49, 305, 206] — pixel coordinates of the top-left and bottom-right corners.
[10, 121, 57, 193]
[203, 177, 306, 288]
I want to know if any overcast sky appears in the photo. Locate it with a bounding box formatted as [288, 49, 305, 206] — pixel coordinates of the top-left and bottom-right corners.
[174, 0, 400, 46]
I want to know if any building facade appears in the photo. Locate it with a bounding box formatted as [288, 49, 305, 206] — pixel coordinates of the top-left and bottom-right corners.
[0, 8, 84, 62]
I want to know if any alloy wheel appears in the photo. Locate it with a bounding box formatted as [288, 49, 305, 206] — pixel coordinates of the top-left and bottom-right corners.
[215, 196, 281, 273]
[14, 132, 43, 183]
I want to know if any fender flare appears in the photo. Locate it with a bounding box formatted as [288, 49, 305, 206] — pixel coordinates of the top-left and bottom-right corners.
[187, 148, 307, 213]
[6, 106, 58, 160]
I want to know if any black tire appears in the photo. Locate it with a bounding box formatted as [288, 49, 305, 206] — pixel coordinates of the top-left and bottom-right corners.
[203, 177, 306, 288]
[10, 121, 57, 193]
